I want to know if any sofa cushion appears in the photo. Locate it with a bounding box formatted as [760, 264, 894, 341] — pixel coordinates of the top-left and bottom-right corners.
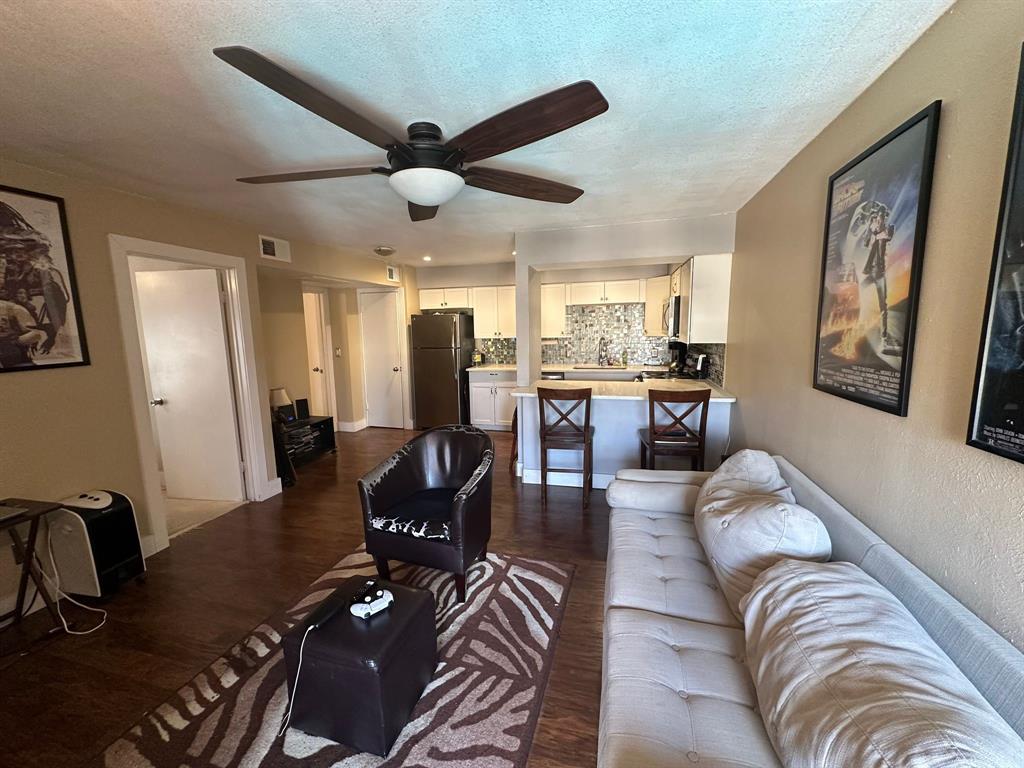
[696, 496, 831, 619]
[606, 508, 738, 627]
[605, 479, 702, 516]
[599, 607, 781, 768]
[694, 449, 794, 519]
[741, 559, 1024, 768]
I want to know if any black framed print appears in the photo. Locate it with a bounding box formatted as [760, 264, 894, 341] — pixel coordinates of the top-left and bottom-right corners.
[968, 46, 1024, 464]
[813, 101, 941, 416]
[0, 185, 89, 372]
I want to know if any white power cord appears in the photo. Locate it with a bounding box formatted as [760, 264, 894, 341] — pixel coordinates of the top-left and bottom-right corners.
[34, 526, 107, 636]
[278, 624, 315, 738]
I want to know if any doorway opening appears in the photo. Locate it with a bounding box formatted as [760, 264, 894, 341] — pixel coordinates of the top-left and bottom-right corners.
[130, 256, 245, 537]
[301, 286, 337, 422]
[358, 288, 411, 428]
[110, 235, 278, 556]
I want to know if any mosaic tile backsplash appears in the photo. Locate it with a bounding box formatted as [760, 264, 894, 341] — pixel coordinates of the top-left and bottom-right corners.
[474, 337, 517, 364]
[686, 343, 726, 387]
[471, 306, 727, 387]
[542, 303, 669, 366]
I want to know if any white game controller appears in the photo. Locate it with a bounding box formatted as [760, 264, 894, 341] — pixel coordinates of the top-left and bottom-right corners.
[349, 583, 395, 619]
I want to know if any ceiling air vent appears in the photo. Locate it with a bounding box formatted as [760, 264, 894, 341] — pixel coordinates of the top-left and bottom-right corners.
[386, 265, 401, 283]
[258, 234, 291, 263]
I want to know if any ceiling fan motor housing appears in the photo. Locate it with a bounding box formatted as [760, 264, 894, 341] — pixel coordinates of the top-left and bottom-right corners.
[387, 121, 464, 175]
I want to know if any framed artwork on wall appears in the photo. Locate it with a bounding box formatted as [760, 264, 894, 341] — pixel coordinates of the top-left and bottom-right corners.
[968, 45, 1024, 464]
[812, 101, 941, 416]
[0, 185, 89, 373]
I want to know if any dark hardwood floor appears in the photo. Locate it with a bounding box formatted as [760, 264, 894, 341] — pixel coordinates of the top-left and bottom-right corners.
[0, 428, 608, 768]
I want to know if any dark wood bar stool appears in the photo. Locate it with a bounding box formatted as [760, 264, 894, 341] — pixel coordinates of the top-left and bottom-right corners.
[537, 387, 594, 508]
[509, 406, 518, 474]
[638, 388, 711, 471]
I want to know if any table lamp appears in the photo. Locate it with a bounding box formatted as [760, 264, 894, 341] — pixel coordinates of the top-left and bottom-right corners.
[270, 387, 295, 420]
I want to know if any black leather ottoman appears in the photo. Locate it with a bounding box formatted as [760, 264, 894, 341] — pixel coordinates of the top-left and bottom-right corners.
[282, 577, 437, 756]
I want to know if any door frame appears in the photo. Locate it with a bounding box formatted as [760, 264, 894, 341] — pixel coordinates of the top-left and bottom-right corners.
[109, 235, 280, 556]
[300, 284, 338, 422]
[356, 287, 413, 429]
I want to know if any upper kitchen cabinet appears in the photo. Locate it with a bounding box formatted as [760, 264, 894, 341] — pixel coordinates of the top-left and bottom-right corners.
[644, 275, 671, 336]
[419, 287, 470, 309]
[496, 286, 516, 338]
[541, 283, 567, 337]
[470, 285, 515, 338]
[567, 279, 643, 305]
[675, 254, 732, 343]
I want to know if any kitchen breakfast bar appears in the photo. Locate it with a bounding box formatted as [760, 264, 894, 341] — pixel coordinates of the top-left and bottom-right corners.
[511, 378, 736, 489]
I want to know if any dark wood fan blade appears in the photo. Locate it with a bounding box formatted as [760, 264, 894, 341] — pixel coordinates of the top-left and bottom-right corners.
[237, 167, 384, 184]
[408, 202, 439, 221]
[463, 166, 583, 203]
[213, 46, 403, 151]
[446, 81, 608, 163]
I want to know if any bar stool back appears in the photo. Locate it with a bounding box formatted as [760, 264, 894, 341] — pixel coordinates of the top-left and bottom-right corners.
[638, 388, 711, 470]
[537, 387, 594, 508]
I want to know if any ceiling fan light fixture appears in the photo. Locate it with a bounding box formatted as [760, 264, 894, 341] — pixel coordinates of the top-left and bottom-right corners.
[388, 167, 465, 207]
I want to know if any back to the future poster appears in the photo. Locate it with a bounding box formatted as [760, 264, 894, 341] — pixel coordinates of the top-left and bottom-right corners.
[970, 48, 1024, 462]
[814, 104, 940, 416]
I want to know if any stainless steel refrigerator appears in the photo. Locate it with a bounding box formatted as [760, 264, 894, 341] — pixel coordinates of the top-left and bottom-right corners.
[411, 312, 474, 429]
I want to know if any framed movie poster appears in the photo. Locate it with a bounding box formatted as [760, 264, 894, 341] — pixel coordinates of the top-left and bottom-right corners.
[813, 102, 941, 416]
[0, 185, 89, 373]
[968, 46, 1024, 464]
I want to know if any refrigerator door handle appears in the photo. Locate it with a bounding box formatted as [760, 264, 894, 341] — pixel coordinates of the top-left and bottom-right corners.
[452, 348, 459, 381]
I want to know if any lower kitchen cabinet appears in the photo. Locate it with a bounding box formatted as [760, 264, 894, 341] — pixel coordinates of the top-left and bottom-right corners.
[468, 370, 517, 430]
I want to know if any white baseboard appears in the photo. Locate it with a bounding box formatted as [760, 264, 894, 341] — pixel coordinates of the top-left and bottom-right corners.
[522, 469, 615, 490]
[256, 477, 283, 501]
[338, 418, 367, 432]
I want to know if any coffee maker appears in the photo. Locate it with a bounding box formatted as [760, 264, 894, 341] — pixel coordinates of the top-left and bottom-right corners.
[667, 341, 687, 377]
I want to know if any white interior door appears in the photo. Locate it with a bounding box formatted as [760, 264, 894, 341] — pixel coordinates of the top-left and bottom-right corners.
[359, 290, 405, 428]
[303, 290, 336, 418]
[135, 269, 244, 501]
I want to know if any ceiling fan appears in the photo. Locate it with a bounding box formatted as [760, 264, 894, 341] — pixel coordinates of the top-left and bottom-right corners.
[213, 46, 608, 222]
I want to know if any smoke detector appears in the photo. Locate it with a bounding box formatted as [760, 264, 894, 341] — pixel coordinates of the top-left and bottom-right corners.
[373, 245, 396, 259]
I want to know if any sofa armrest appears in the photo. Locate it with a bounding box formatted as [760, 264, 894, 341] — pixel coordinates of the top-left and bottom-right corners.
[614, 469, 712, 485]
[605, 478, 703, 515]
[357, 446, 420, 523]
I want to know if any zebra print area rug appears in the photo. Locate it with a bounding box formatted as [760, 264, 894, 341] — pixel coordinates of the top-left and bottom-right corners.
[98, 547, 573, 768]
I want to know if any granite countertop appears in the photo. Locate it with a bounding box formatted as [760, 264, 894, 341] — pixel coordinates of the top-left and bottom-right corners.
[468, 363, 670, 372]
[510, 378, 736, 403]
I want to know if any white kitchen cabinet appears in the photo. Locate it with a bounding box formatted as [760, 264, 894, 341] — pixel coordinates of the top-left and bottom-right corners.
[470, 286, 499, 337]
[419, 288, 446, 309]
[644, 275, 671, 336]
[674, 255, 732, 343]
[470, 383, 496, 425]
[496, 286, 516, 338]
[419, 287, 470, 309]
[493, 383, 516, 426]
[603, 279, 642, 303]
[469, 285, 514, 338]
[567, 281, 604, 305]
[468, 369, 517, 430]
[567, 279, 642, 305]
[541, 283, 567, 337]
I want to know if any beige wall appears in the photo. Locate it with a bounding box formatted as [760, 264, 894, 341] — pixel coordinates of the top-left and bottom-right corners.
[258, 272, 311, 403]
[0, 156, 390, 612]
[727, 0, 1024, 649]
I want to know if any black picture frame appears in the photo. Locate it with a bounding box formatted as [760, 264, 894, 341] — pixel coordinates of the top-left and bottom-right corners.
[0, 184, 89, 373]
[812, 101, 941, 416]
[967, 45, 1024, 464]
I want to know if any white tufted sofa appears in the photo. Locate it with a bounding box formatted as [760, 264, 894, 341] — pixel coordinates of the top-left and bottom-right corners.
[598, 461, 1024, 768]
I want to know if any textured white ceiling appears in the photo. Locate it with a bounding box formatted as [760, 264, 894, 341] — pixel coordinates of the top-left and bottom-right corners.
[0, 0, 952, 265]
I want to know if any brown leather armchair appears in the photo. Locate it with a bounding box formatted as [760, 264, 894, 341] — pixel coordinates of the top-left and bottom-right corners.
[357, 425, 494, 602]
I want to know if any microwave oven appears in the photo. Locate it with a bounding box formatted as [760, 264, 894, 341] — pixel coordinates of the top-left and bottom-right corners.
[663, 295, 682, 339]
